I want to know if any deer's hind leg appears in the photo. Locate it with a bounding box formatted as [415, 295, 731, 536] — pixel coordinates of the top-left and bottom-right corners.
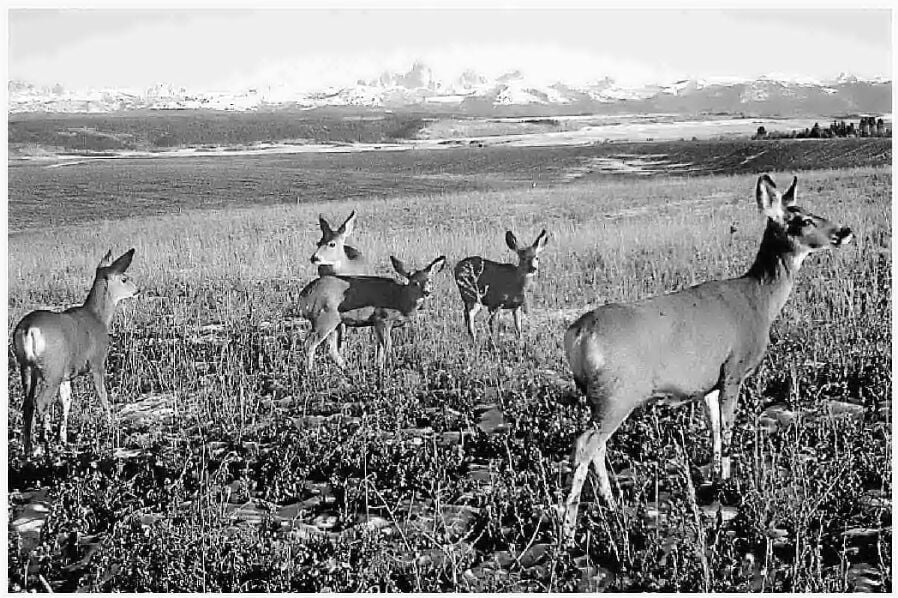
[563, 385, 636, 540]
[336, 323, 347, 350]
[325, 328, 346, 371]
[20, 364, 35, 401]
[462, 301, 481, 342]
[27, 372, 62, 456]
[20, 365, 39, 456]
[487, 307, 499, 334]
[58, 380, 74, 446]
[307, 310, 342, 372]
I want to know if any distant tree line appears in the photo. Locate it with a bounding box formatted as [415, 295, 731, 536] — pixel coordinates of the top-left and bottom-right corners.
[754, 116, 890, 140]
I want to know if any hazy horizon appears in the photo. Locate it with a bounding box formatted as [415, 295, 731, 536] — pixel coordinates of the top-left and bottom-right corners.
[9, 8, 893, 93]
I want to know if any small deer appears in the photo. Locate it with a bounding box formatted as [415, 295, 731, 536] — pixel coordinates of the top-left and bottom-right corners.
[12, 249, 139, 456]
[561, 175, 853, 539]
[454, 229, 549, 342]
[310, 210, 368, 276]
[296, 255, 447, 370]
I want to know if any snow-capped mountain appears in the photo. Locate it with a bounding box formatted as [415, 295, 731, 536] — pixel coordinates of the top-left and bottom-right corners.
[8, 66, 891, 116]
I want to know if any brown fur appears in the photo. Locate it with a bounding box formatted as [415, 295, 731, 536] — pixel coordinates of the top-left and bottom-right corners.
[297, 255, 446, 370]
[454, 229, 548, 341]
[13, 249, 139, 456]
[561, 175, 853, 539]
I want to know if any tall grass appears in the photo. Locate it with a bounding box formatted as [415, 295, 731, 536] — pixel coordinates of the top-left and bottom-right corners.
[7, 167, 891, 591]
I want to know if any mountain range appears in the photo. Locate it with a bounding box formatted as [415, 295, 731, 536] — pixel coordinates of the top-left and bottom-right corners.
[8, 64, 891, 117]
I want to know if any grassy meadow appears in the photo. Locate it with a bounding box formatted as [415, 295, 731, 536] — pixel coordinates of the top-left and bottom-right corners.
[7, 162, 892, 591]
[9, 138, 890, 232]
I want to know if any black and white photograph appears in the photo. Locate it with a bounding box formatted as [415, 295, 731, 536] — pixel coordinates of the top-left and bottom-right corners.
[6, 4, 892, 592]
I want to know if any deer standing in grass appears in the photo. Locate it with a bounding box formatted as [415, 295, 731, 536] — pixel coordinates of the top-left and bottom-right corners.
[309, 211, 369, 349]
[12, 249, 139, 456]
[296, 255, 447, 370]
[561, 175, 853, 539]
[454, 229, 549, 342]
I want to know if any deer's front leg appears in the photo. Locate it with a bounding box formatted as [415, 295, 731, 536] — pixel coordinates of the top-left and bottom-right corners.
[512, 306, 524, 339]
[91, 367, 113, 426]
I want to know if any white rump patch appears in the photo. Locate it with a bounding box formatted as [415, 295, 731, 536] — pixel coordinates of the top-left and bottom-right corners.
[24, 328, 46, 363]
[566, 328, 605, 381]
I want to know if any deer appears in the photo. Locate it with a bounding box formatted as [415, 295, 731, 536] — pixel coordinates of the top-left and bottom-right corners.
[296, 255, 447, 371]
[12, 249, 139, 456]
[308, 210, 370, 349]
[310, 210, 368, 276]
[454, 229, 549, 342]
[560, 174, 853, 540]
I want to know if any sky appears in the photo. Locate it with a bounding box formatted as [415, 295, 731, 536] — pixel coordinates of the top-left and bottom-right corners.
[7, 7, 893, 92]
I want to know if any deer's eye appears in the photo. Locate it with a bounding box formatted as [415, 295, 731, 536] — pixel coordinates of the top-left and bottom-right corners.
[802, 218, 816, 227]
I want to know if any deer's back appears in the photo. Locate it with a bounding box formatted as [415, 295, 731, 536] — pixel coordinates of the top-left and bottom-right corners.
[336, 276, 408, 312]
[567, 277, 772, 403]
[297, 276, 352, 317]
[297, 275, 413, 322]
[13, 307, 109, 378]
[454, 257, 527, 309]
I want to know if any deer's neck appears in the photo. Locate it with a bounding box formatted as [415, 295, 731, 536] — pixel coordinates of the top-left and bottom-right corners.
[399, 287, 425, 314]
[83, 278, 117, 329]
[743, 223, 803, 322]
[517, 267, 536, 290]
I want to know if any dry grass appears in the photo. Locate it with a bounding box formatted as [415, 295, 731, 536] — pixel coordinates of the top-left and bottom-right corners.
[7, 166, 891, 591]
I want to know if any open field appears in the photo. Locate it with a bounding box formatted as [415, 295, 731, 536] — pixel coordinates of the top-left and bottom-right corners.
[418, 114, 841, 145]
[8, 138, 891, 232]
[7, 156, 891, 591]
[8, 108, 427, 154]
[9, 109, 891, 159]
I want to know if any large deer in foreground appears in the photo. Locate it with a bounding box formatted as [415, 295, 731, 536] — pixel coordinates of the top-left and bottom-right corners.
[12, 249, 139, 456]
[561, 175, 852, 539]
[454, 229, 549, 342]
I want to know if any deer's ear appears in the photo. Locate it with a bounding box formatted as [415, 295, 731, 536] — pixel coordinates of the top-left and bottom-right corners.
[338, 211, 356, 236]
[390, 255, 411, 279]
[110, 248, 135, 273]
[318, 215, 333, 236]
[428, 256, 447, 274]
[781, 176, 798, 208]
[756, 174, 785, 222]
[532, 229, 548, 251]
[97, 249, 115, 269]
[505, 231, 519, 252]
